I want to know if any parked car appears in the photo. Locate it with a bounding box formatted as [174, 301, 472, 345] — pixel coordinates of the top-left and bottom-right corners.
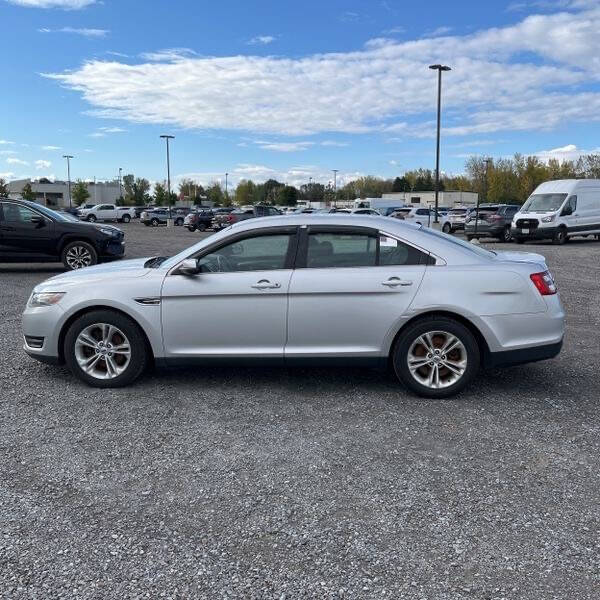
[78, 204, 136, 223]
[140, 208, 185, 227]
[1, 199, 125, 270]
[441, 207, 472, 233]
[184, 208, 214, 232]
[213, 205, 281, 229]
[391, 207, 441, 225]
[464, 204, 520, 242]
[62, 206, 81, 217]
[23, 214, 564, 398]
[511, 179, 600, 244]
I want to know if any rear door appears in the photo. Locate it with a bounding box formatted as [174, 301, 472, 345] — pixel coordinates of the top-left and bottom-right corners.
[97, 204, 116, 221]
[285, 225, 428, 359]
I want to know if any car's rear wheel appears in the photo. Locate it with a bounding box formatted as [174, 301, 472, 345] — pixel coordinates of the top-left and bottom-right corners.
[392, 317, 480, 399]
[87, 214, 97, 222]
[61, 240, 98, 270]
[121, 214, 131, 223]
[466, 235, 474, 241]
[175, 217, 184, 226]
[501, 226, 512, 243]
[553, 227, 568, 245]
[187, 225, 196, 232]
[442, 223, 451, 233]
[151, 218, 159, 227]
[197, 223, 207, 232]
[64, 310, 148, 388]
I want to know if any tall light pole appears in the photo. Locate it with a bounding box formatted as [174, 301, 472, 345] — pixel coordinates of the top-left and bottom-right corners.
[63, 155, 73, 208]
[429, 64, 451, 224]
[118, 167, 123, 203]
[332, 169, 338, 208]
[475, 157, 492, 237]
[160, 135, 175, 224]
[225, 172, 229, 202]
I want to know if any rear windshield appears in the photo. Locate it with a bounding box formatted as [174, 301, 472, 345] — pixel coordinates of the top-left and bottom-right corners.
[521, 193, 567, 213]
[449, 209, 467, 215]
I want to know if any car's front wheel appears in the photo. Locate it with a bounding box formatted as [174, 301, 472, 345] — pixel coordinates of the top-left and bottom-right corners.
[501, 226, 512, 242]
[151, 218, 159, 227]
[197, 223, 207, 232]
[61, 240, 98, 270]
[442, 223, 451, 233]
[175, 217, 184, 226]
[392, 317, 480, 399]
[64, 310, 148, 388]
[553, 227, 568, 245]
[87, 214, 97, 222]
[121, 214, 131, 223]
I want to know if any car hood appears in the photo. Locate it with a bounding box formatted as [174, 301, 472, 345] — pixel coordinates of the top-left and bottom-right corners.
[38, 258, 152, 290]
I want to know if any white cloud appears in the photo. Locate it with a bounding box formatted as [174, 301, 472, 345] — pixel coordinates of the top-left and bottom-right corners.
[88, 132, 105, 138]
[139, 48, 197, 62]
[247, 35, 276, 45]
[106, 51, 129, 58]
[255, 140, 314, 152]
[7, 158, 29, 165]
[0, 150, 18, 155]
[41, 145, 61, 150]
[0, 140, 14, 145]
[45, 5, 600, 138]
[534, 143, 600, 162]
[38, 26, 108, 37]
[6, 0, 96, 7]
[35, 159, 52, 169]
[320, 140, 349, 147]
[422, 26, 453, 38]
[0, 172, 15, 179]
[99, 126, 126, 133]
[83, 148, 93, 152]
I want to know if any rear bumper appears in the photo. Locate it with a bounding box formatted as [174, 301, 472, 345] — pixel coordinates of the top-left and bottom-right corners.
[484, 338, 563, 368]
[464, 224, 505, 237]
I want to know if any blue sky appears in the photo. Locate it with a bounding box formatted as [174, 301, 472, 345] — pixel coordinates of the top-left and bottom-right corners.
[1, 0, 599, 189]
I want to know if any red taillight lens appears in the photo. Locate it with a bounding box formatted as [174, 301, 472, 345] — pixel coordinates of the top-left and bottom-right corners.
[227, 214, 235, 222]
[530, 271, 557, 295]
[488, 214, 502, 221]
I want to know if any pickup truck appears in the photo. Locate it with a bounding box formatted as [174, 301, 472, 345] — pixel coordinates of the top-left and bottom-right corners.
[212, 205, 281, 229]
[184, 208, 215, 232]
[78, 204, 136, 223]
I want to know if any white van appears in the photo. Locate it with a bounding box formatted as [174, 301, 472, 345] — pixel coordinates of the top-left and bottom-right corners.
[511, 179, 600, 244]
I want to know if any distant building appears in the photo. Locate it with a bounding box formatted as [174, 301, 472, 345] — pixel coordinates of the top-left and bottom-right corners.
[7, 178, 121, 208]
[380, 190, 478, 208]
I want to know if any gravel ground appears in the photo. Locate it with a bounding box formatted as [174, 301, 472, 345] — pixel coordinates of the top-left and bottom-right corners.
[1, 222, 599, 599]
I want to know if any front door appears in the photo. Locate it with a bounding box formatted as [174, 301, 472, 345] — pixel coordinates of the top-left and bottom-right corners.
[286, 226, 427, 358]
[161, 227, 298, 358]
[0, 201, 55, 260]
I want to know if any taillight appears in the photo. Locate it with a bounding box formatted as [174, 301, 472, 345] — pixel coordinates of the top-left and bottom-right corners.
[227, 214, 235, 223]
[488, 214, 502, 221]
[530, 271, 557, 295]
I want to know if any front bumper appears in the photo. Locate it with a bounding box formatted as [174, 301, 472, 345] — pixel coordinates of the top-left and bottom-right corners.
[22, 303, 64, 364]
[511, 226, 556, 241]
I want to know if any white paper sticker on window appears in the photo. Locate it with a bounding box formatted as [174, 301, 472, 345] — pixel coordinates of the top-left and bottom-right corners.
[380, 236, 398, 247]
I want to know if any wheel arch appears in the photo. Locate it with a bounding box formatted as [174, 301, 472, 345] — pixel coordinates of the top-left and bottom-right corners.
[58, 235, 99, 256]
[387, 310, 492, 367]
[58, 304, 155, 365]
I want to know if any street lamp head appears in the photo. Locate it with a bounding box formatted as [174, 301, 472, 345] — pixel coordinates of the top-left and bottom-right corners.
[63, 154, 73, 159]
[429, 64, 451, 71]
[160, 134, 175, 140]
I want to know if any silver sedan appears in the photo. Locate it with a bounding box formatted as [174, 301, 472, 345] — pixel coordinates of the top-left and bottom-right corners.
[22, 215, 565, 398]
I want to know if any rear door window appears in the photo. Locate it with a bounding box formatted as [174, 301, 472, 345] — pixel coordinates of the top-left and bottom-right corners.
[306, 232, 377, 268]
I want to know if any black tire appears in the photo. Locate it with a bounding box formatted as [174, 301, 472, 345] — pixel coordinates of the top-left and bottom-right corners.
[187, 225, 197, 232]
[466, 235, 474, 241]
[87, 214, 97, 222]
[442, 223, 451, 233]
[552, 227, 567, 245]
[121, 214, 131, 223]
[501, 226, 512, 243]
[197, 223, 207, 232]
[392, 316, 480, 399]
[175, 217, 184, 226]
[61, 240, 98, 270]
[64, 309, 148, 388]
[151, 218, 159, 227]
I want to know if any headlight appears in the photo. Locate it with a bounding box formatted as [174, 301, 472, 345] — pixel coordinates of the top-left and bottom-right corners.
[29, 292, 66, 307]
[541, 214, 556, 223]
[99, 227, 118, 236]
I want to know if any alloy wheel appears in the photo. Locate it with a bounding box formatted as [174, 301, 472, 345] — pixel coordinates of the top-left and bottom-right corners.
[74, 323, 131, 380]
[66, 245, 93, 269]
[407, 330, 467, 389]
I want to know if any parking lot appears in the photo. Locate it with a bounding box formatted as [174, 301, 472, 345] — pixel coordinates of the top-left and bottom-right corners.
[1, 222, 599, 599]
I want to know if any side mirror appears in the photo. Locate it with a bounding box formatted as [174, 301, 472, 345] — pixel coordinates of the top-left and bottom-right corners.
[178, 258, 200, 276]
[30, 215, 45, 227]
[562, 206, 572, 216]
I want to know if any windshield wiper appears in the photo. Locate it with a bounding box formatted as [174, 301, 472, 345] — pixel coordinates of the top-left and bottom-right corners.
[144, 256, 169, 268]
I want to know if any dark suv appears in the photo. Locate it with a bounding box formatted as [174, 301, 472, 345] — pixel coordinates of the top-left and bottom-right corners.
[464, 204, 520, 242]
[0, 199, 125, 270]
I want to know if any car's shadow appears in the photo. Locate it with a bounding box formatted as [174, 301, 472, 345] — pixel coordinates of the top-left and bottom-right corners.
[0, 265, 65, 274]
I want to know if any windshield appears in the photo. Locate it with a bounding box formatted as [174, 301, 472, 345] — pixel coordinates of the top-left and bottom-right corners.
[521, 193, 567, 213]
[449, 209, 467, 215]
[420, 226, 497, 258]
[26, 202, 78, 223]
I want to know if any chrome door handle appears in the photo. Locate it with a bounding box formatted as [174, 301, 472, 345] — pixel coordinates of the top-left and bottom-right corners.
[382, 277, 412, 287]
[251, 279, 281, 290]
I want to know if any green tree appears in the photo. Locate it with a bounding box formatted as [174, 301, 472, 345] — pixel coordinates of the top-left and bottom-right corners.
[21, 182, 36, 201]
[392, 176, 410, 192]
[122, 174, 135, 204]
[234, 179, 256, 205]
[275, 185, 298, 206]
[126, 177, 151, 205]
[71, 180, 90, 206]
[153, 181, 168, 205]
[0, 178, 9, 197]
[299, 182, 325, 201]
[179, 178, 204, 203]
[206, 182, 226, 206]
